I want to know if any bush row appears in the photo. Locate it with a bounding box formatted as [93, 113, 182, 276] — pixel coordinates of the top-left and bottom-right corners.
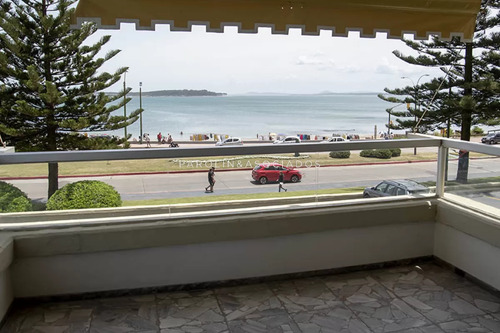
[329, 151, 351, 159]
[329, 148, 401, 159]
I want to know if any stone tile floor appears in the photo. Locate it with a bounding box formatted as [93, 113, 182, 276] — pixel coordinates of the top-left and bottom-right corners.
[1, 262, 500, 332]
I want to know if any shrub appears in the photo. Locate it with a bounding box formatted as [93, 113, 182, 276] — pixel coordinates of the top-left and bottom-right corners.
[0, 181, 32, 212]
[329, 151, 350, 159]
[47, 180, 122, 210]
[390, 148, 401, 157]
[471, 126, 484, 135]
[360, 149, 393, 159]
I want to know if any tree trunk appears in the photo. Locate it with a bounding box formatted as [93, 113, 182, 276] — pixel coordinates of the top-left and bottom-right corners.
[48, 162, 58, 198]
[456, 42, 473, 183]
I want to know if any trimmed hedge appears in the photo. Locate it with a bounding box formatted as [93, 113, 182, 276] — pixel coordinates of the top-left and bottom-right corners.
[329, 151, 351, 159]
[390, 148, 401, 157]
[47, 180, 122, 210]
[0, 181, 32, 212]
[360, 149, 393, 159]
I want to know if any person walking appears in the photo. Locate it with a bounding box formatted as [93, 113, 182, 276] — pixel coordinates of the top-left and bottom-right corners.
[145, 133, 151, 148]
[278, 171, 287, 192]
[205, 167, 216, 192]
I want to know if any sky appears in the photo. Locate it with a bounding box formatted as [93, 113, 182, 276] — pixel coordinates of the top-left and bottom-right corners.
[89, 24, 443, 95]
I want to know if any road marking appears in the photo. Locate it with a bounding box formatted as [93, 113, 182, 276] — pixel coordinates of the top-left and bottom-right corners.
[485, 195, 500, 201]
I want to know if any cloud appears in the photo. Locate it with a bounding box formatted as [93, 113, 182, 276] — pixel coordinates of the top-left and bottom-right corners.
[336, 64, 362, 73]
[296, 54, 335, 69]
[375, 64, 397, 74]
[375, 57, 400, 74]
[295, 52, 364, 73]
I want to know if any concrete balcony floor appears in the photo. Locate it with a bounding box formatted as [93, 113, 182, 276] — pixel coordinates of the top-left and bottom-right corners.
[1, 262, 499, 333]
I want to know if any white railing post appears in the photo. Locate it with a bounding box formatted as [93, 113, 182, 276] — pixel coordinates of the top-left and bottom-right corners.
[436, 143, 448, 197]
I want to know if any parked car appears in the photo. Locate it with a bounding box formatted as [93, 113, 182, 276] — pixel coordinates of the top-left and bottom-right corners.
[321, 136, 349, 143]
[252, 163, 302, 184]
[215, 137, 243, 146]
[481, 132, 500, 144]
[363, 179, 430, 198]
[273, 136, 301, 144]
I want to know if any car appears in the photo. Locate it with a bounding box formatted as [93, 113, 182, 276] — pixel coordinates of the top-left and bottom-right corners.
[273, 136, 301, 144]
[321, 136, 349, 143]
[215, 137, 243, 146]
[252, 163, 302, 184]
[363, 179, 430, 198]
[481, 132, 500, 144]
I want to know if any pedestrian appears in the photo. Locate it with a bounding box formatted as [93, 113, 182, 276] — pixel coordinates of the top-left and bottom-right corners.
[278, 171, 287, 192]
[0, 134, 5, 148]
[157, 132, 162, 144]
[205, 167, 216, 192]
[145, 133, 151, 148]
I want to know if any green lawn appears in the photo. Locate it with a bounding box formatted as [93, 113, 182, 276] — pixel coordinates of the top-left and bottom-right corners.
[122, 187, 365, 206]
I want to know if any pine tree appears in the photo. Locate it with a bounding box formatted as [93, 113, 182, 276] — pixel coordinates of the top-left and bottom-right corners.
[379, 0, 500, 182]
[0, 0, 140, 198]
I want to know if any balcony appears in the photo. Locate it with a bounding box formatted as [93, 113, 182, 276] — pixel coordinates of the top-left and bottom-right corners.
[0, 135, 499, 331]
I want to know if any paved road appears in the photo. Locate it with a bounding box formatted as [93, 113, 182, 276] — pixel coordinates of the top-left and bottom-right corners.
[10, 157, 500, 204]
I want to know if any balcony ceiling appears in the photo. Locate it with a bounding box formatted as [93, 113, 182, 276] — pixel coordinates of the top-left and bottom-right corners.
[71, 0, 481, 41]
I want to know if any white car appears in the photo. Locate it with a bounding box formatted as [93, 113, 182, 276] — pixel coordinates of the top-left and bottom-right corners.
[273, 136, 301, 144]
[215, 137, 243, 146]
[321, 137, 349, 143]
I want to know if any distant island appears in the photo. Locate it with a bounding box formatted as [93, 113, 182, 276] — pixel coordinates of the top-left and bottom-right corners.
[127, 89, 227, 97]
[243, 91, 379, 96]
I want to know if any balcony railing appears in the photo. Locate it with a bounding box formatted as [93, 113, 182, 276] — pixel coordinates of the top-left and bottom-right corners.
[0, 135, 499, 221]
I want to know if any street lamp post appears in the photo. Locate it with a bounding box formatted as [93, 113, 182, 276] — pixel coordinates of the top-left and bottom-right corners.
[139, 82, 143, 144]
[388, 109, 391, 137]
[402, 74, 429, 154]
[387, 103, 405, 138]
[123, 70, 128, 139]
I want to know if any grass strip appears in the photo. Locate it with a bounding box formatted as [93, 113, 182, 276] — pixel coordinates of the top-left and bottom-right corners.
[122, 187, 365, 206]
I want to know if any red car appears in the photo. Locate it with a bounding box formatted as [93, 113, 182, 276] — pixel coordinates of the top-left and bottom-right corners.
[252, 163, 302, 184]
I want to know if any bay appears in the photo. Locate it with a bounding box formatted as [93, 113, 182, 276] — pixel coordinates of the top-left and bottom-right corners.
[110, 94, 396, 140]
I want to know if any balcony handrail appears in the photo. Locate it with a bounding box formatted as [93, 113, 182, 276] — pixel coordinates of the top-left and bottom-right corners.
[0, 136, 498, 165]
[0, 137, 448, 164]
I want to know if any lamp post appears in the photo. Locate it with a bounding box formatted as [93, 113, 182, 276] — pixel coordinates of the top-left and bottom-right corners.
[123, 70, 128, 139]
[387, 103, 405, 138]
[139, 82, 143, 144]
[402, 74, 429, 154]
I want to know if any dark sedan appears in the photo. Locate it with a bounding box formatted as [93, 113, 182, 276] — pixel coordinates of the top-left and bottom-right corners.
[363, 179, 430, 198]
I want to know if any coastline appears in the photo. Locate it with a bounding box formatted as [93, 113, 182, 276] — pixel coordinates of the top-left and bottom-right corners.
[128, 134, 476, 149]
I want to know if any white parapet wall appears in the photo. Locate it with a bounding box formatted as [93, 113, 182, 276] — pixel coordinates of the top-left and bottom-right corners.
[6, 197, 436, 298]
[11, 221, 435, 297]
[435, 199, 500, 290]
[0, 237, 13, 323]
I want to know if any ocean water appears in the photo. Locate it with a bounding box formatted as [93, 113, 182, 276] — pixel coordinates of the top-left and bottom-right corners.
[110, 94, 395, 139]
